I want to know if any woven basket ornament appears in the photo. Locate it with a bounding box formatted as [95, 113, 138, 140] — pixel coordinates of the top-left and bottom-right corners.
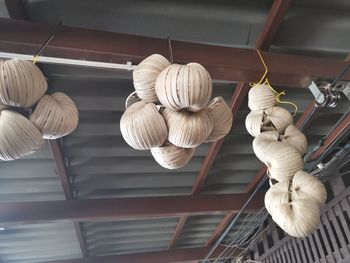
[264, 141, 304, 182]
[245, 106, 293, 137]
[0, 109, 44, 161]
[133, 54, 171, 103]
[156, 63, 212, 112]
[161, 108, 213, 148]
[120, 101, 168, 150]
[30, 92, 79, 139]
[252, 131, 279, 163]
[205, 97, 233, 142]
[151, 143, 195, 169]
[281, 124, 308, 155]
[265, 178, 322, 238]
[0, 59, 47, 107]
[248, 84, 277, 111]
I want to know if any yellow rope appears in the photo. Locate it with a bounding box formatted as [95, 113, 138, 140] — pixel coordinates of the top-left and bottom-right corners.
[32, 55, 39, 65]
[250, 50, 298, 116]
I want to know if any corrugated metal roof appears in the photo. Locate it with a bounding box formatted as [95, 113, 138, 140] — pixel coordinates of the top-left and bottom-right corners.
[0, 222, 82, 263]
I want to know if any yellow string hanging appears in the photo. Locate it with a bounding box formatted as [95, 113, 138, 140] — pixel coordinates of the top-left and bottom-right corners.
[250, 50, 298, 116]
[32, 55, 39, 65]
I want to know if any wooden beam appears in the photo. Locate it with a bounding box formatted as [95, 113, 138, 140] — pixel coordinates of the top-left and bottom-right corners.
[191, 83, 250, 195]
[1, 18, 350, 87]
[168, 215, 188, 249]
[35, 245, 240, 263]
[255, 0, 292, 51]
[245, 100, 319, 193]
[4, 0, 27, 20]
[205, 212, 236, 246]
[49, 140, 88, 257]
[0, 193, 265, 225]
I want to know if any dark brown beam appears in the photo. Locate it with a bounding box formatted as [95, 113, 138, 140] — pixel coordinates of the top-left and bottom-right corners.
[1, 18, 350, 87]
[255, 0, 292, 51]
[4, 0, 27, 20]
[309, 113, 350, 161]
[191, 83, 250, 195]
[205, 212, 236, 246]
[49, 140, 88, 257]
[168, 215, 188, 249]
[0, 193, 264, 225]
[36, 245, 240, 263]
[245, 100, 319, 193]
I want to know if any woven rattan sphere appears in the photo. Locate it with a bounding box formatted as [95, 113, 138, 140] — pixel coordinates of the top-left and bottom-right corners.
[156, 63, 212, 112]
[133, 54, 171, 103]
[0, 109, 44, 160]
[248, 84, 277, 111]
[265, 141, 304, 182]
[205, 97, 233, 142]
[0, 59, 47, 107]
[291, 170, 327, 207]
[252, 131, 279, 163]
[245, 110, 264, 137]
[30, 92, 79, 139]
[151, 143, 195, 169]
[281, 124, 308, 155]
[120, 101, 168, 150]
[161, 108, 213, 148]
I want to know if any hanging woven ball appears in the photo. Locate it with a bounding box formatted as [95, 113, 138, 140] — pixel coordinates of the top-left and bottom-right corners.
[30, 92, 79, 139]
[151, 143, 195, 169]
[265, 141, 304, 182]
[0, 59, 47, 108]
[120, 101, 167, 150]
[291, 170, 327, 207]
[0, 109, 44, 161]
[281, 124, 308, 155]
[264, 180, 290, 215]
[248, 84, 277, 111]
[205, 97, 233, 142]
[252, 131, 279, 163]
[133, 54, 171, 103]
[263, 107, 293, 134]
[161, 108, 213, 148]
[156, 63, 212, 112]
[245, 110, 264, 137]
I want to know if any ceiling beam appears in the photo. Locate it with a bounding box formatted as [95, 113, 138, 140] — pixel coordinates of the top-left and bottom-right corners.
[255, 0, 292, 51]
[1, 18, 350, 87]
[168, 215, 188, 249]
[0, 193, 264, 225]
[49, 140, 88, 257]
[4, 0, 27, 20]
[191, 82, 250, 195]
[34, 245, 240, 263]
[205, 212, 236, 246]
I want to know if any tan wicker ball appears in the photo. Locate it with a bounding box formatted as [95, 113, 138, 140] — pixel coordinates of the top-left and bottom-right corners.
[120, 101, 167, 150]
[245, 110, 264, 137]
[161, 108, 213, 148]
[281, 124, 308, 155]
[248, 84, 277, 111]
[272, 198, 321, 238]
[151, 143, 195, 169]
[265, 180, 321, 237]
[291, 170, 327, 207]
[252, 131, 279, 163]
[133, 54, 171, 103]
[155, 63, 212, 112]
[205, 97, 233, 142]
[265, 141, 304, 182]
[0, 110, 44, 160]
[264, 107, 293, 134]
[0, 59, 47, 107]
[30, 92, 79, 139]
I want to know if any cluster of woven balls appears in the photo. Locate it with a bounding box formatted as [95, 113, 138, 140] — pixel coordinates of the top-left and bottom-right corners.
[120, 54, 233, 169]
[0, 59, 79, 161]
[246, 84, 327, 237]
